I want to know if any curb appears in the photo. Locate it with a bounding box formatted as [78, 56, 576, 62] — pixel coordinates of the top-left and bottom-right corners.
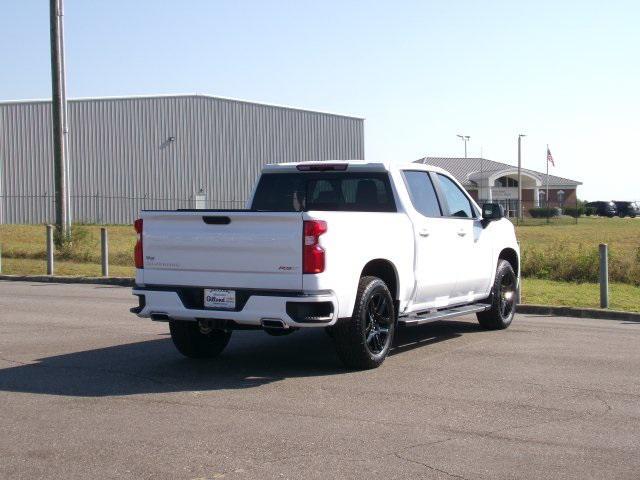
[0, 275, 638, 321]
[0, 274, 134, 287]
[517, 304, 640, 322]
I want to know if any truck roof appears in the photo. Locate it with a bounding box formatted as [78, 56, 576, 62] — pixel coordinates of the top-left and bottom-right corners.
[262, 160, 448, 175]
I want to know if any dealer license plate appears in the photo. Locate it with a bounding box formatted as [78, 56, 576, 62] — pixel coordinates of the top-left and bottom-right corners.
[204, 289, 236, 310]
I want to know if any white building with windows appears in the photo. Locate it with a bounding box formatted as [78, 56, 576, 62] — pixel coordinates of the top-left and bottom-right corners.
[415, 157, 582, 216]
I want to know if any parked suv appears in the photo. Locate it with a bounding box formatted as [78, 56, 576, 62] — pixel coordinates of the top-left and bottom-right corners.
[131, 161, 520, 369]
[613, 201, 639, 218]
[586, 201, 617, 217]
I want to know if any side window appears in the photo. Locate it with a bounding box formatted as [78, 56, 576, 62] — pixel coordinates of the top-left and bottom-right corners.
[403, 171, 442, 217]
[436, 173, 474, 218]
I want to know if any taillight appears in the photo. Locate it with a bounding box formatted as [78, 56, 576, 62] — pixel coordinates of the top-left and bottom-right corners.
[303, 220, 327, 274]
[134, 218, 144, 269]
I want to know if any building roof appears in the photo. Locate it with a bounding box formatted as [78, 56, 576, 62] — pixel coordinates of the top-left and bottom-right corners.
[0, 93, 364, 120]
[415, 157, 582, 187]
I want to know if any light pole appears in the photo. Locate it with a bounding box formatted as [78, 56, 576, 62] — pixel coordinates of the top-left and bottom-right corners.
[457, 134, 470, 158]
[517, 134, 526, 221]
[50, 0, 71, 243]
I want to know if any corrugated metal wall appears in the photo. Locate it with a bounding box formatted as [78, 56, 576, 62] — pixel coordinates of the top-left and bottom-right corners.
[0, 95, 364, 224]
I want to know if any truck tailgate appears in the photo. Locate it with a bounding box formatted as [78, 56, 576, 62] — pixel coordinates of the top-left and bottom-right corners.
[140, 211, 303, 290]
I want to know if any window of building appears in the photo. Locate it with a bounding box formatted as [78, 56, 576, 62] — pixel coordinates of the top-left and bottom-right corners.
[494, 176, 519, 187]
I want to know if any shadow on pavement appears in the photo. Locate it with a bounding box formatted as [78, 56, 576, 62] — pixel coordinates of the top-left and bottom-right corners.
[392, 320, 483, 355]
[0, 320, 482, 397]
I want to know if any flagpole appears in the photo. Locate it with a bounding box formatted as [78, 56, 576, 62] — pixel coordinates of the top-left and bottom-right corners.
[546, 144, 550, 224]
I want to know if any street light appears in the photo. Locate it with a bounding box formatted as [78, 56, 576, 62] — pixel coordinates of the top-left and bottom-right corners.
[517, 134, 526, 221]
[457, 134, 470, 158]
[50, 0, 72, 244]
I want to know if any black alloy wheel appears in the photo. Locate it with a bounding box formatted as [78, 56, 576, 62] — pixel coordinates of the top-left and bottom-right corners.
[364, 291, 394, 355]
[332, 276, 396, 369]
[477, 259, 517, 330]
[497, 268, 516, 321]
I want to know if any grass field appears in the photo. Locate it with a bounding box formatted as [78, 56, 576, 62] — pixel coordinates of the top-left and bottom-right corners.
[516, 216, 639, 254]
[521, 278, 640, 313]
[1, 257, 134, 277]
[0, 224, 135, 268]
[517, 216, 640, 285]
[1, 217, 639, 310]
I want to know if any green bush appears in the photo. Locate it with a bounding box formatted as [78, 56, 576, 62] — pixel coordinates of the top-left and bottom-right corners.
[53, 227, 133, 265]
[563, 206, 584, 218]
[529, 207, 561, 218]
[55, 226, 96, 262]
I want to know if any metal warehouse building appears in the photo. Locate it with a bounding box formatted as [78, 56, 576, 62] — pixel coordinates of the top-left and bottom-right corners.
[0, 94, 364, 224]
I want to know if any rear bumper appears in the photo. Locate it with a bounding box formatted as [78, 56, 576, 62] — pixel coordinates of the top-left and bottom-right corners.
[131, 285, 339, 328]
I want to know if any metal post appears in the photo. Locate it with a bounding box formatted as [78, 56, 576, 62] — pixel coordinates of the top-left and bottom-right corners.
[546, 144, 550, 225]
[480, 153, 484, 202]
[517, 136, 521, 223]
[50, 0, 71, 244]
[517, 134, 525, 222]
[59, 0, 72, 228]
[101, 227, 109, 277]
[46, 224, 54, 275]
[599, 243, 609, 309]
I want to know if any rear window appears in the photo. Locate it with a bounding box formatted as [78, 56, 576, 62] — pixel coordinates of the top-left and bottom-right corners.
[251, 172, 396, 212]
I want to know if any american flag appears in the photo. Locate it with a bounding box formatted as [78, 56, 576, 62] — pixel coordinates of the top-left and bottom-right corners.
[547, 147, 555, 167]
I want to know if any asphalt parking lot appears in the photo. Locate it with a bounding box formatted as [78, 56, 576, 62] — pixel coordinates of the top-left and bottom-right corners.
[1, 281, 639, 480]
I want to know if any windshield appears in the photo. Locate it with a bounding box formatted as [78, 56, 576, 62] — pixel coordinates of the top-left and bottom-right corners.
[251, 172, 396, 212]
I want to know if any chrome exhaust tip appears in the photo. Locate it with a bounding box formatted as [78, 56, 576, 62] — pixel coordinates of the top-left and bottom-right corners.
[261, 318, 288, 329]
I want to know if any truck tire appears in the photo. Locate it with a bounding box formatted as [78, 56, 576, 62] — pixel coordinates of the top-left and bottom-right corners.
[169, 321, 232, 359]
[332, 276, 396, 370]
[477, 259, 517, 330]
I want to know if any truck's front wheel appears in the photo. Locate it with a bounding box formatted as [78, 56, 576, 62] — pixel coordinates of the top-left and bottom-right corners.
[477, 260, 517, 330]
[332, 276, 396, 370]
[169, 321, 232, 359]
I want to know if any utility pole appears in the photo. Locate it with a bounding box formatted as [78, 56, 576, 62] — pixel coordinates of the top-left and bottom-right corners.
[517, 134, 526, 221]
[480, 145, 484, 201]
[49, 0, 71, 244]
[457, 134, 470, 158]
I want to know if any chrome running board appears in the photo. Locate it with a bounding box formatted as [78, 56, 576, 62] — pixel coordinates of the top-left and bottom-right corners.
[399, 303, 491, 327]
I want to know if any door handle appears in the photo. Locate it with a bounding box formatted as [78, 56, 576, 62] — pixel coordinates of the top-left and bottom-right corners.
[457, 229, 467, 237]
[418, 228, 430, 237]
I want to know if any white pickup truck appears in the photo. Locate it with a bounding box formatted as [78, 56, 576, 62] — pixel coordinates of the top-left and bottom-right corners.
[131, 161, 519, 369]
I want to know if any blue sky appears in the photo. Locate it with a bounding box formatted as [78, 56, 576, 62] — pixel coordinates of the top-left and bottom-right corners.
[1, 0, 639, 200]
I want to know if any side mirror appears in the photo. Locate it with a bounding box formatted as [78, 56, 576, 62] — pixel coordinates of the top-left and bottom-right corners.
[482, 203, 504, 222]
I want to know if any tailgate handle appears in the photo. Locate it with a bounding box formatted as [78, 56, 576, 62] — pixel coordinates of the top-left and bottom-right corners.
[202, 216, 231, 225]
